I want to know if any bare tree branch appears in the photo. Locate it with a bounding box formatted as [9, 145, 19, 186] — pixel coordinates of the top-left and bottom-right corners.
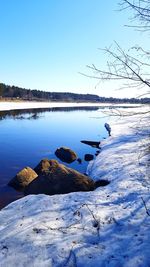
[120, 0, 150, 30]
[84, 42, 150, 95]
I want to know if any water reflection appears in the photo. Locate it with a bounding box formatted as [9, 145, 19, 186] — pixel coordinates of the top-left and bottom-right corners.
[0, 104, 140, 121]
[0, 106, 108, 209]
[0, 106, 100, 120]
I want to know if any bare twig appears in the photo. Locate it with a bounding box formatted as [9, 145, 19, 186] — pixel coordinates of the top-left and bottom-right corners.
[120, 0, 150, 30]
[84, 203, 101, 239]
[64, 247, 77, 267]
[141, 197, 150, 216]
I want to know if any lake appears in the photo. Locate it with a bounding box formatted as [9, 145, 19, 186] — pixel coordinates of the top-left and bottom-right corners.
[0, 105, 111, 209]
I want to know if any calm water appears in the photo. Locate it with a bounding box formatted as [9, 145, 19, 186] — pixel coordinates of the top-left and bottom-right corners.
[0, 106, 109, 209]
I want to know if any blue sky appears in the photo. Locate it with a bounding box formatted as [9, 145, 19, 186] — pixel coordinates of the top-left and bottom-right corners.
[0, 0, 149, 98]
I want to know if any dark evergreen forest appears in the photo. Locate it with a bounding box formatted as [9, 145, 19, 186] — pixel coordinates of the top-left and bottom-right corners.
[0, 83, 149, 104]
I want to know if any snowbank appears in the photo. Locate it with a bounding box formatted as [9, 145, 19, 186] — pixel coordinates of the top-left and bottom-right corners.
[0, 106, 150, 267]
[0, 100, 140, 111]
[0, 101, 106, 111]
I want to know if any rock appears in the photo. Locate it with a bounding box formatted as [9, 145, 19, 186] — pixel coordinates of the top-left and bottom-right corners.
[77, 158, 82, 164]
[34, 158, 52, 174]
[81, 140, 100, 148]
[84, 154, 94, 161]
[8, 167, 38, 192]
[25, 159, 95, 196]
[95, 150, 100, 156]
[95, 180, 110, 187]
[55, 147, 77, 163]
[104, 123, 111, 136]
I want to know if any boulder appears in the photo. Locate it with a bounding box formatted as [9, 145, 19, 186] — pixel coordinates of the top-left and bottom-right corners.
[34, 158, 52, 174]
[8, 167, 38, 192]
[25, 159, 95, 196]
[55, 147, 77, 163]
[84, 154, 94, 161]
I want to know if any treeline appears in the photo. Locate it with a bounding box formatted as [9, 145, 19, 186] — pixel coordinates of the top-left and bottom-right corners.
[98, 96, 150, 104]
[0, 83, 99, 102]
[0, 83, 149, 104]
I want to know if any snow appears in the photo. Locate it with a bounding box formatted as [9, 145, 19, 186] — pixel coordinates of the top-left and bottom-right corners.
[0, 100, 140, 111]
[0, 105, 150, 267]
[0, 101, 107, 111]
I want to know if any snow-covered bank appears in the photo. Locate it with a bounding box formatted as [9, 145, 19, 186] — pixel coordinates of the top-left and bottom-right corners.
[0, 100, 140, 111]
[0, 106, 150, 267]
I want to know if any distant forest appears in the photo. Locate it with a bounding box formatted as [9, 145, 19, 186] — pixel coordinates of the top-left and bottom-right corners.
[0, 83, 149, 104]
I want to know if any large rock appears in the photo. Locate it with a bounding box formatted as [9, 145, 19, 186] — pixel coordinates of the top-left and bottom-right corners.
[34, 158, 52, 174]
[55, 147, 77, 163]
[8, 167, 38, 192]
[25, 159, 95, 195]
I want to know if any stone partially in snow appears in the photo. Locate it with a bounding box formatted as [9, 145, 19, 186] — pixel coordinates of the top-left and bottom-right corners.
[84, 154, 94, 161]
[104, 123, 111, 136]
[25, 159, 95, 195]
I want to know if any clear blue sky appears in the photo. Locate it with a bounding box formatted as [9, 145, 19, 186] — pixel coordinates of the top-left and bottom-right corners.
[0, 0, 149, 98]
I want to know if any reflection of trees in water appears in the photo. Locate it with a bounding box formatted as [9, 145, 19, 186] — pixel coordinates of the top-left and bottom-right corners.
[0, 110, 42, 120]
[0, 106, 100, 120]
[0, 105, 141, 120]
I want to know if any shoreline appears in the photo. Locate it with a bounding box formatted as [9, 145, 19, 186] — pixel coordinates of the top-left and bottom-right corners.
[0, 100, 141, 111]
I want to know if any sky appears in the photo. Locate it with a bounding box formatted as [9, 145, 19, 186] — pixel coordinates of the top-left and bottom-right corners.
[0, 0, 149, 98]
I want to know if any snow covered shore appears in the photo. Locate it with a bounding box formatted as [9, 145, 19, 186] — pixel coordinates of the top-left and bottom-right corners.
[0, 106, 149, 267]
[0, 101, 107, 111]
[0, 100, 140, 111]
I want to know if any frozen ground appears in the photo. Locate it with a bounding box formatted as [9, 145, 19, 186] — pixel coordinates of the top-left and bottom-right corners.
[0, 105, 149, 267]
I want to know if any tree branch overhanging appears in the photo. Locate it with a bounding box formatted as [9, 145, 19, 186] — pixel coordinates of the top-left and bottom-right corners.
[120, 0, 150, 30]
[81, 43, 150, 93]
